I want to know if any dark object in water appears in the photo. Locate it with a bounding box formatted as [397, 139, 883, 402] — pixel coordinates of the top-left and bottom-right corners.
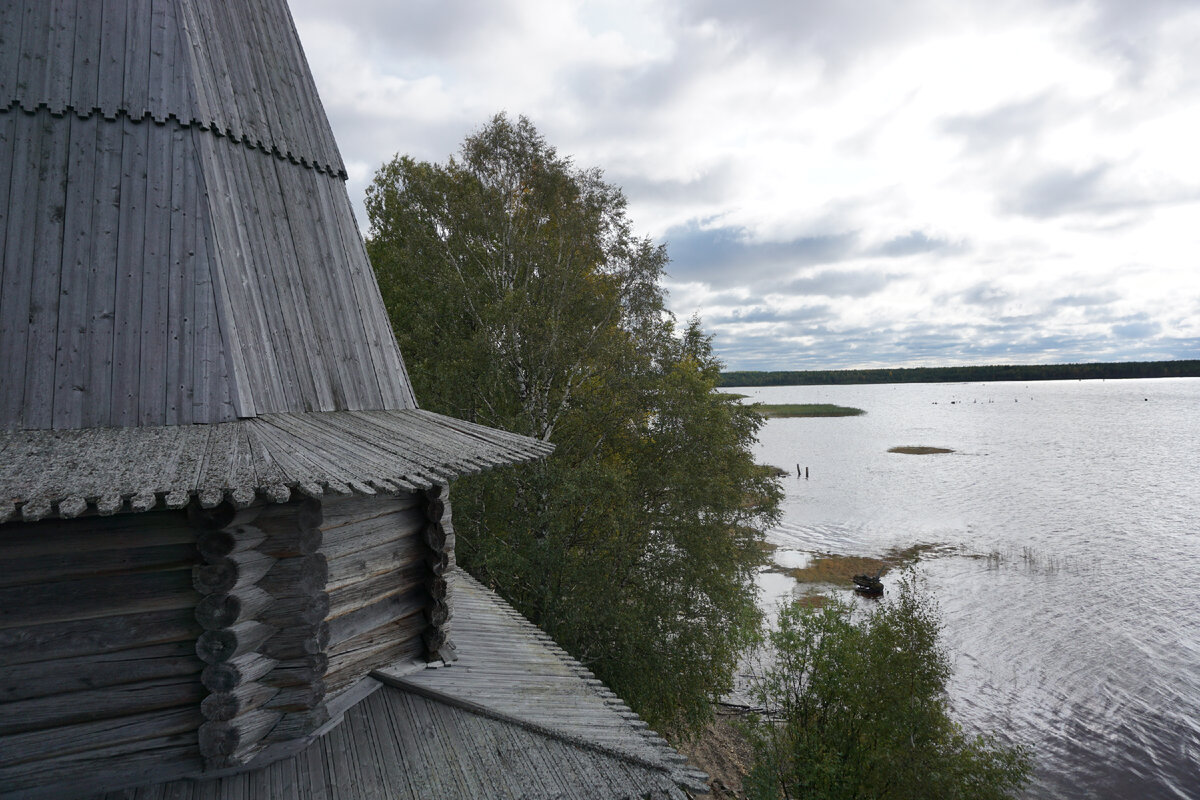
[853, 574, 883, 596]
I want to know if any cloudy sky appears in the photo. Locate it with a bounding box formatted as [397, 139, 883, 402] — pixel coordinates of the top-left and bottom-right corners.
[291, 0, 1200, 371]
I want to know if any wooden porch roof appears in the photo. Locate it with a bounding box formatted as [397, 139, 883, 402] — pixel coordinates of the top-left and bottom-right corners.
[0, 409, 554, 523]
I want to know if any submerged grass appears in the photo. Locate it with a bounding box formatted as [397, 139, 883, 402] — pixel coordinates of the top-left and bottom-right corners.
[791, 591, 830, 609]
[759, 403, 865, 418]
[888, 445, 955, 455]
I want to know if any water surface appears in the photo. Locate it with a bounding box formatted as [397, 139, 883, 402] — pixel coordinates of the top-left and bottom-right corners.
[741, 378, 1200, 800]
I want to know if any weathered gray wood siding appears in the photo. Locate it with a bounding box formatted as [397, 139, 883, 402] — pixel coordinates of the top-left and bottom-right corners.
[320, 493, 431, 696]
[0, 109, 235, 431]
[0, 0, 416, 433]
[0, 511, 206, 795]
[0, 0, 344, 175]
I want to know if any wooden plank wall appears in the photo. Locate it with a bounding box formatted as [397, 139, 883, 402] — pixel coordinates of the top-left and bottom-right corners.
[0, 109, 235, 432]
[0, 511, 206, 795]
[1, 0, 344, 175]
[1, 0, 417, 432]
[321, 493, 430, 697]
[194, 124, 415, 420]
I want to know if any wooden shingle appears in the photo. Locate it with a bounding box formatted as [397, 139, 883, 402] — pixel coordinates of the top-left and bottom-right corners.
[1, 0, 419, 432]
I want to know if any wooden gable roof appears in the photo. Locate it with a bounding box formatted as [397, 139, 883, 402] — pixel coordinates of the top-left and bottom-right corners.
[0, 0, 412, 431]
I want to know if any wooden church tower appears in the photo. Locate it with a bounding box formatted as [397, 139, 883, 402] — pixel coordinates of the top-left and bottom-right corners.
[0, 2, 706, 798]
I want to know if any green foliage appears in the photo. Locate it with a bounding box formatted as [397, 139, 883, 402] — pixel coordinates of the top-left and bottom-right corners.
[366, 113, 782, 732]
[744, 577, 1032, 800]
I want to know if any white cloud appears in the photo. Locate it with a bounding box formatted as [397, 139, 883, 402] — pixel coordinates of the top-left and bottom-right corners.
[292, 0, 1200, 369]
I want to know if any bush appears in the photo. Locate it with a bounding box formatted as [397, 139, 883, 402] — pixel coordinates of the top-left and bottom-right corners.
[744, 576, 1031, 800]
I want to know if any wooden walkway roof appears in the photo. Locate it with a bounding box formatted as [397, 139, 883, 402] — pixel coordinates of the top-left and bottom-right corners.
[89, 572, 708, 800]
[385, 572, 708, 792]
[0, 409, 554, 523]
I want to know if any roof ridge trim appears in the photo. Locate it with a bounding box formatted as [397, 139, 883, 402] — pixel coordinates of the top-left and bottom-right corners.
[0, 100, 348, 180]
[372, 669, 680, 778]
[448, 571, 701, 785]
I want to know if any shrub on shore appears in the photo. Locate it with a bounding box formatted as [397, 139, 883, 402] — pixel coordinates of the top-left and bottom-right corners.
[744, 576, 1032, 800]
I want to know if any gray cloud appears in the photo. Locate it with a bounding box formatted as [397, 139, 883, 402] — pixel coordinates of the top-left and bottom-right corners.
[871, 230, 959, 258]
[1002, 162, 1200, 219]
[1004, 163, 1111, 218]
[783, 269, 897, 298]
[960, 283, 1009, 307]
[712, 305, 835, 325]
[664, 224, 857, 285]
[291, 0, 518, 59]
[709, 293, 1195, 369]
[940, 93, 1061, 155]
[1051, 291, 1120, 308]
[673, 0, 963, 74]
[1111, 317, 1163, 339]
[1069, 0, 1200, 86]
[612, 161, 739, 207]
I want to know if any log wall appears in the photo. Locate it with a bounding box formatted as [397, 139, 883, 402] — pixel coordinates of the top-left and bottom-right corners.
[420, 485, 458, 663]
[0, 487, 455, 794]
[320, 492, 430, 697]
[0, 511, 205, 795]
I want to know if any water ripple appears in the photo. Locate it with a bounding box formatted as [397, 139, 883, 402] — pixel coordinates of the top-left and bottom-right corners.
[749, 378, 1200, 800]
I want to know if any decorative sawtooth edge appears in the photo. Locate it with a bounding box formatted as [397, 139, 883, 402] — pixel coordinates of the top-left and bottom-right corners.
[451, 571, 708, 792]
[0, 101, 348, 179]
[2, 486, 296, 525]
[0, 409, 552, 523]
[2, 470, 552, 523]
[191, 503, 283, 770]
[421, 485, 457, 663]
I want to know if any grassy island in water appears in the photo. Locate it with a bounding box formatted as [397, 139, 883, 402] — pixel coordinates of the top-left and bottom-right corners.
[758, 403, 865, 418]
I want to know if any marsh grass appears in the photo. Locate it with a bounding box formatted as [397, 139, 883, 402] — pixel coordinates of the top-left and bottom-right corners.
[776, 543, 943, 586]
[791, 591, 830, 609]
[888, 445, 955, 455]
[759, 403, 865, 418]
[973, 545, 1094, 576]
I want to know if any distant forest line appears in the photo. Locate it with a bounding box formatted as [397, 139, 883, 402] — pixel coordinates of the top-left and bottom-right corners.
[720, 360, 1200, 387]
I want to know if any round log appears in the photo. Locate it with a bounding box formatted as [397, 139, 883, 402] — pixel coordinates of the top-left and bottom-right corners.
[298, 498, 323, 530]
[193, 551, 276, 595]
[201, 653, 278, 693]
[424, 498, 445, 522]
[201, 682, 280, 722]
[196, 586, 273, 630]
[196, 620, 275, 664]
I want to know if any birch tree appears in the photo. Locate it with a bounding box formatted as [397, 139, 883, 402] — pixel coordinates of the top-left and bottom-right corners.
[366, 114, 781, 731]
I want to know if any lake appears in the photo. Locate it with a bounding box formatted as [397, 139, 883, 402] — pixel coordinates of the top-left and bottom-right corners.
[736, 377, 1200, 800]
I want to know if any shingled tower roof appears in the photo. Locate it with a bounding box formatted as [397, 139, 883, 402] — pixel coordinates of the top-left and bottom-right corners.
[0, 0, 552, 521]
